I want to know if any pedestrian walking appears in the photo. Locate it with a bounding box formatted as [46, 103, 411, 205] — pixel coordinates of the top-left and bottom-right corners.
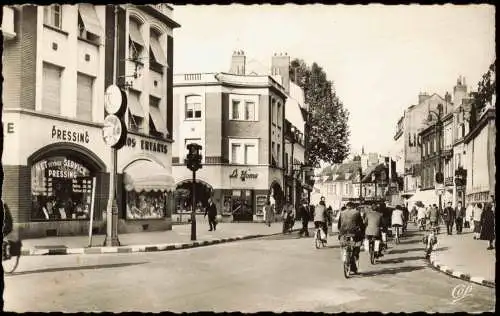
[429, 204, 439, 229]
[264, 199, 273, 227]
[204, 197, 218, 231]
[443, 201, 455, 235]
[455, 201, 466, 234]
[282, 201, 295, 234]
[472, 203, 483, 240]
[298, 200, 310, 237]
[479, 200, 495, 250]
[465, 203, 474, 231]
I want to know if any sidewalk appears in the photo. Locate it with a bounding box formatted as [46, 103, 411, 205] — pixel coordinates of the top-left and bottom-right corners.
[19, 221, 297, 256]
[429, 226, 495, 288]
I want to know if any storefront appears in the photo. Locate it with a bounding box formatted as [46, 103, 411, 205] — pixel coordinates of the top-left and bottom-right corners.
[117, 133, 175, 232]
[3, 111, 175, 237]
[464, 108, 496, 206]
[172, 164, 284, 222]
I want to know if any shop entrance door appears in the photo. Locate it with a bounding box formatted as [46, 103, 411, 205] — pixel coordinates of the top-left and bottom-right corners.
[231, 190, 254, 222]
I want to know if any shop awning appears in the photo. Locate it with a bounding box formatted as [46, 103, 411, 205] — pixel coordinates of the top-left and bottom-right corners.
[78, 4, 103, 37]
[127, 91, 144, 118]
[406, 189, 452, 209]
[149, 106, 168, 135]
[129, 20, 145, 47]
[150, 36, 167, 66]
[124, 160, 175, 192]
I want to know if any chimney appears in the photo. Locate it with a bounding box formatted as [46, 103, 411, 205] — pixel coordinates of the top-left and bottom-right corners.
[418, 92, 429, 104]
[445, 92, 452, 103]
[229, 50, 246, 75]
[271, 52, 290, 93]
[453, 76, 467, 107]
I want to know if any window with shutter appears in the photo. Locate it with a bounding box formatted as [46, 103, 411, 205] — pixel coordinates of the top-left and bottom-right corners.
[76, 73, 93, 121]
[42, 63, 62, 115]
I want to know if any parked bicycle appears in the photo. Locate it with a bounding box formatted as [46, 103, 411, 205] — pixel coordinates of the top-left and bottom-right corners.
[340, 234, 359, 278]
[3, 239, 22, 274]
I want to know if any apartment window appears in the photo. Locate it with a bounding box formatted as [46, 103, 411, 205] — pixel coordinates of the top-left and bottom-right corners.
[272, 99, 277, 124]
[129, 18, 145, 61]
[150, 29, 167, 71]
[284, 152, 289, 171]
[76, 73, 94, 121]
[185, 95, 202, 120]
[77, 4, 102, 44]
[127, 89, 145, 133]
[271, 141, 276, 165]
[244, 145, 257, 164]
[231, 100, 240, 120]
[276, 143, 281, 166]
[42, 62, 63, 115]
[244, 101, 255, 120]
[149, 95, 167, 137]
[276, 102, 282, 126]
[44, 5, 62, 29]
[231, 144, 241, 164]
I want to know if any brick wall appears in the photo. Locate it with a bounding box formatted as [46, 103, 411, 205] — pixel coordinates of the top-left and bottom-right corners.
[3, 6, 37, 109]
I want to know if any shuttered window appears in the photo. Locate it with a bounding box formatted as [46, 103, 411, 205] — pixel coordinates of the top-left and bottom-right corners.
[42, 63, 62, 115]
[77, 73, 93, 121]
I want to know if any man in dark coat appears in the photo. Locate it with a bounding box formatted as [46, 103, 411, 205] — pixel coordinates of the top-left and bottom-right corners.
[298, 200, 310, 237]
[2, 201, 14, 238]
[338, 202, 365, 273]
[204, 197, 218, 231]
[455, 201, 466, 234]
[443, 201, 455, 235]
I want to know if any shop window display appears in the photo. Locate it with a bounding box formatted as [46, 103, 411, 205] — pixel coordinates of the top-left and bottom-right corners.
[126, 191, 166, 219]
[31, 156, 94, 221]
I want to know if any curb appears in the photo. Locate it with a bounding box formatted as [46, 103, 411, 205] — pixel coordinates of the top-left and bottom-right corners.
[19, 229, 300, 257]
[429, 254, 495, 289]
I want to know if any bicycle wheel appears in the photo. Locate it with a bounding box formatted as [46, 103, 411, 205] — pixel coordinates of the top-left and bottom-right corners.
[343, 250, 350, 279]
[369, 243, 375, 264]
[395, 228, 400, 244]
[3, 255, 20, 274]
[315, 230, 321, 249]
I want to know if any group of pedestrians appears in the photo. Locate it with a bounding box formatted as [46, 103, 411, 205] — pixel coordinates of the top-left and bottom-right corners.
[411, 197, 495, 251]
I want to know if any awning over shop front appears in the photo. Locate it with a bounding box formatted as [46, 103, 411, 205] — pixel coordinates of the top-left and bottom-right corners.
[124, 160, 175, 192]
[406, 189, 453, 209]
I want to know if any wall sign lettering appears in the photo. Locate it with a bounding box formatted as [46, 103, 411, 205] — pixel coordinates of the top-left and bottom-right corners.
[229, 168, 258, 181]
[125, 136, 168, 154]
[52, 125, 90, 144]
[3, 122, 15, 134]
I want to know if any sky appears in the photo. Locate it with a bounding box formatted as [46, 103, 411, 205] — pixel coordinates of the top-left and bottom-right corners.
[171, 4, 495, 157]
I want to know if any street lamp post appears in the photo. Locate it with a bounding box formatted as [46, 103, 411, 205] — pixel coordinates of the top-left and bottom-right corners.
[186, 143, 203, 241]
[428, 103, 444, 213]
[359, 167, 363, 201]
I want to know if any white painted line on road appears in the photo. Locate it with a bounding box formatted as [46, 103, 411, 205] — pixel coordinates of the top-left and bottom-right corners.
[174, 244, 183, 249]
[452, 271, 463, 278]
[130, 246, 145, 252]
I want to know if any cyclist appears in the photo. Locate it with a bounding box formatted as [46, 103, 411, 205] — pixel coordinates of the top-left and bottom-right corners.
[391, 205, 404, 240]
[338, 202, 365, 273]
[313, 200, 328, 242]
[363, 203, 385, 258]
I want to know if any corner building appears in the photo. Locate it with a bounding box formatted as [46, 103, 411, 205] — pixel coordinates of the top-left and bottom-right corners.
[1, 4, 179, 238]
[172, 71, 287, 222]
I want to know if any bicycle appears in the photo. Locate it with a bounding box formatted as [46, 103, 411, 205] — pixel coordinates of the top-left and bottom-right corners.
[3, 239, 22, 274]
[314, 227, 327, 249]
[393, 225, 402, 244]
[340, 234, 359, 278]
[365, 235, 382, 264]
[423, 225, 439, 259]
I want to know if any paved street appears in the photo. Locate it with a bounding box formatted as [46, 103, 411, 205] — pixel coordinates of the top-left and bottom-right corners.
[3, 226, 495, 313]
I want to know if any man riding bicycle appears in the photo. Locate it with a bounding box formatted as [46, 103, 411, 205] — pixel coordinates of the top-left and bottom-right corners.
[392, 205, 404, 240]
[313, 201, 328, 242]
[363, 204, 386, 258]
[338, 202, 365, 273]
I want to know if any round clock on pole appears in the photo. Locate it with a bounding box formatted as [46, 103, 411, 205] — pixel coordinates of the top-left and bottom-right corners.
[105, 84, 127, 116]
[102, 114, 127, 149]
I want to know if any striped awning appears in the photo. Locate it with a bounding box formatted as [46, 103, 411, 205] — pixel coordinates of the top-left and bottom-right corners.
[124, 160, 175, 192]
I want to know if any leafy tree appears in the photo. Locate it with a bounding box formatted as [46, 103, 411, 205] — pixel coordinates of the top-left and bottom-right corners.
[290, 59, 350, 166]
[470, 60, 495, 129]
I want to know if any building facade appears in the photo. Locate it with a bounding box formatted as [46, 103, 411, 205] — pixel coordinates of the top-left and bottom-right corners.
[172, 69, 287, 222]
[2, 4, 179, 238]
